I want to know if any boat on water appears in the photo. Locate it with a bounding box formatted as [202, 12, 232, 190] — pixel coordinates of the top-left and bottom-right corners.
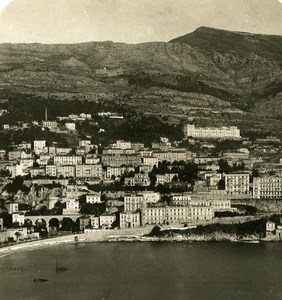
[56, 258, 68, 272]
[33, 264, 48, 283]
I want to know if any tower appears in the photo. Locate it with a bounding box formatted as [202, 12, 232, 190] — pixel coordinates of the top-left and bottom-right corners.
[45, 107, 48, 121]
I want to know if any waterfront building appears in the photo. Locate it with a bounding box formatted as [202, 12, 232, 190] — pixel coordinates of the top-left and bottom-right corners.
[225, 173, 250, 195]
[99, 214, 116, 228]
[184, 124, 241, 139]
[253, 176, 282, 199]
[120, 211, 141, 229]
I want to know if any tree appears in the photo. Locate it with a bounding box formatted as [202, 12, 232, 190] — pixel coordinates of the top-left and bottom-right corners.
[14, 231, 21, 242]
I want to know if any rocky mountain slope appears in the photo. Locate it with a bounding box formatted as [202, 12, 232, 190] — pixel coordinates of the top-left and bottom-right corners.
[0, 27, 281, 134]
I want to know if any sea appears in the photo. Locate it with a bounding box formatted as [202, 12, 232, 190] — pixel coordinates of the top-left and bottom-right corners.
[0, 242, 281, 300]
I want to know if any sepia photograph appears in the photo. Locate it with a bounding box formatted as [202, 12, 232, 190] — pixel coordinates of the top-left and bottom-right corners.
[0, 0, 282, 299]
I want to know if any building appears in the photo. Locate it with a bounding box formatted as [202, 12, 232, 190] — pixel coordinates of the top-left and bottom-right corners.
[11, 164, 24, 178]
[184, 124, 241, 139]
[225, 173, 250, 195]
[142, 157, 158, 167]
[5, 203, 19, 214]
[65, 122, 76, 131]
[57, 165, 76, 178]
[42, 121, 57, 128]
[54, 155, 82, 166]
[34, 140, 46, 155]
[172, 194, 191, 206]
[46, 165, 57, 177]
[120, 212, 141, 229]
[253, 176, 282, 199]
[124, 194, 146, 212]
[124, 174, 151, 187]
[99, 214, 116, 228]
[64, 198, 79, 214]
[75, 164, 103, 179]
[142, 192, 161, 203]
[86, 193, 101, 204]
[90, 216, 100, 229]
[156, 173, 178, 185]
[12, 212, 25, 226]
[152, 150, 192, 163]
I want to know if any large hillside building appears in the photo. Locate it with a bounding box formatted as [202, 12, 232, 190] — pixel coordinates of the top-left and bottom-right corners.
[184, 124, 240, 139]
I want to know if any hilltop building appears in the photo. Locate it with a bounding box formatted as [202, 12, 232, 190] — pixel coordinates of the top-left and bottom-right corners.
[184, 124, 240, 139]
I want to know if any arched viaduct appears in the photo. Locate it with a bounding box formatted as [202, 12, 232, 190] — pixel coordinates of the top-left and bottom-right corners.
[24, 214, 82, 230]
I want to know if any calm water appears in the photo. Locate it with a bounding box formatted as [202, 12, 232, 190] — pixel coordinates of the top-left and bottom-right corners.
[0, 242, 282, 300]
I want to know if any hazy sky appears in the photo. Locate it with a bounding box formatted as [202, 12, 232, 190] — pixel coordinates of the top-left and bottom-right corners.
[1, 0, 282, 44]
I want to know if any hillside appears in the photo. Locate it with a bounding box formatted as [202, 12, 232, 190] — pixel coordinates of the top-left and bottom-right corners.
[0, 27, 281, 135]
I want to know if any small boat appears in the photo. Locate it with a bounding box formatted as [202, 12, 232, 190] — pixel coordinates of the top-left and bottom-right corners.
[33, 264, 48, 283]
[56, 258, 68, 272]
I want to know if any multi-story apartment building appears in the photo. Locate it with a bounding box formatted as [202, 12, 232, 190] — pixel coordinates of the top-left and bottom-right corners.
[253, 176, 282, 199]
[172, 193, 191, 206]
[99, 214, 116, 228]
[152, 150, 192, 163]
[124, 174, 151, 186]
[142, 191, 161, 203]
[184, 124, 241, 139]
[142, 157, 159, 167]
[75, 164, 103, 179]
[225, 173, 250, 195]
[54, 155, 82, 166]
[156, 173, 178, 185]
[101, 154, 142, 167]
[46, 165, 57, 177]
[57, 165, 76, 178]
[124, 194, 146, 212]
[142, 205, 214, 225]
[120, 211, 141, 229]
[86, 193, 101, 203]
[34, 140, 46, 155]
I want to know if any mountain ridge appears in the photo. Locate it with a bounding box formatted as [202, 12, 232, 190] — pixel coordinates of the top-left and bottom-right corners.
[0, 26, 281, 135]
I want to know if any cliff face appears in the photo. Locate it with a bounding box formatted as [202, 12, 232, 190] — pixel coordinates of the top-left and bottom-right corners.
[0, 27, 282, 133]
[15, 186, 62, 207]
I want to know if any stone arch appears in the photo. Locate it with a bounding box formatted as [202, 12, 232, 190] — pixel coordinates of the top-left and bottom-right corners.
[23, 218, 33, 230]
[34, 218, 48, 237]
[49, 217, 60, 236]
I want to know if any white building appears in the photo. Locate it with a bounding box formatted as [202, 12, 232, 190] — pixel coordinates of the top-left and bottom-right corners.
[120, 212, 141, 229]
[86, 193, 101, 204]
[142, 191, 161, 203]
[12, 212, 25, 226]
[253, 176, 282, 199]
[184, 124, 241, 139]
[99, 214, 116, 228]
[46, 165, 57, 177]
[64, 198, 79, 214]
[75, 164, 103, 179]
[225, 173, 250, 195]
[54, 155, 82, 166]
[34, 140, 46, 155]
[124, 194, 146, 212]
[65, 122, 76, 131]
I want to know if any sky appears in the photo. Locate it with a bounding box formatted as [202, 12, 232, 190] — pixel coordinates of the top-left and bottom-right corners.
[1, 0, 282, 44]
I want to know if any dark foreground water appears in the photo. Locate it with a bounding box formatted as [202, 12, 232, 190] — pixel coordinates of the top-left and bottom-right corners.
[0, 242, 282, 300]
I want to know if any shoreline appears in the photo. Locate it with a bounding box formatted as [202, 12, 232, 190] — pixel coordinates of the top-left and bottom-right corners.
[0, 230, 278, 257]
